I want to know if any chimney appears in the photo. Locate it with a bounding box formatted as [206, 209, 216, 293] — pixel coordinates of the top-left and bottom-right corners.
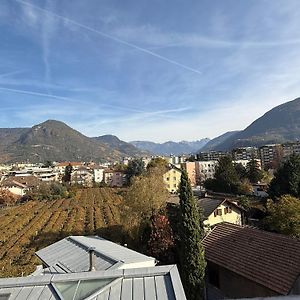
[88, 247, 96, 271]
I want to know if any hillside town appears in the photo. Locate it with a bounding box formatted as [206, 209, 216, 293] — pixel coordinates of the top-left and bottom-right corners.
[1, 141, 299, 197]
[0, 139, 299, 299]
[2, 1, 300, 299]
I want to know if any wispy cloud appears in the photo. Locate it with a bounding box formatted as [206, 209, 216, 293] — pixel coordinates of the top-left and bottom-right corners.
[2, 0, 300, 141]
[16, 0, 203, 75]
[41, 0, 55, 93]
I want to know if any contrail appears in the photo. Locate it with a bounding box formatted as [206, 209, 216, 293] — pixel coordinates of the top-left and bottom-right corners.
[0, 86, 190, 118]
[0, 70, 25, 78]
[0, 86, 85, 104]
[16, 0, 202, 75]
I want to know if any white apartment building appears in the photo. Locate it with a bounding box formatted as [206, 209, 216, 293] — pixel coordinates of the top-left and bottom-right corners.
[196, 160, 218, 183]
[92, 166, 105, 183]
[233, 159, 261, 169]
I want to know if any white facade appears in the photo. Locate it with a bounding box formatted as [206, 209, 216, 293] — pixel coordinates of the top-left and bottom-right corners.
[1, 183, 27, 196]
[93, 168, 105, 183]
[233, 159, 261, 169]
[196, 160, 218, 182]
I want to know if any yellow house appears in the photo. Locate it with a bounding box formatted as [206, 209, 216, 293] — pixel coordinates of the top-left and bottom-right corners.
[163, 164, 182, 193]
[198, 197, 243, 229]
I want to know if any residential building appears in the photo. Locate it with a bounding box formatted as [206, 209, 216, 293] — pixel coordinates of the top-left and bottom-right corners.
[233, 159, 261, 169]
[0, 175, 40, 196]
[103, 169, 126, 187]
[71, 167, 94, 187]
[203, 223, 300, 299]
[54, 162, 83, 174]
[195, 160, 218, 183]
[232, 147, 258, 160]
[0, 180, 28, 196]
[282, 141, 300, 158]
[182, 161, 197, 187]
[167, 155, 187, 165]
[91, 166, 105, 183]
[198, 197, 243, 228]
[197, 151, 228, 161]
[259, 144, 283, 169]
[30, 167, 58, 182]
[163, 164, 182, 193]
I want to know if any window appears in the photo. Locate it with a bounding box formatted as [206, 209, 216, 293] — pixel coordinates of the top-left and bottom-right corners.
[166, 177, 169, 181]
[224, 206, 232, 214]
[173, 177, 176, 180]
[214, 209, 222, 217]
[173, 184, 176, 188]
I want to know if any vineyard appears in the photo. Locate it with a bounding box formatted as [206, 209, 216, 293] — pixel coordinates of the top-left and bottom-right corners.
[0, 188, 123, 277]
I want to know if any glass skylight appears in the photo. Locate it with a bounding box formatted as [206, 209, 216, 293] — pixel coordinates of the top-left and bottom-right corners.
[53, 278, 117, 300]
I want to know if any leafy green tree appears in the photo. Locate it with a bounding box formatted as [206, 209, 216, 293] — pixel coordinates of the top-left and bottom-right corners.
[204, 156, 240, 194]
[178, 170, 206, 300]
[63, 163, 73, 184]
[264, 195, 300, 238]
[234, 163, 247, 180]
[125, 158, 145, 183]
[238, 195, 251, 211]
[246, 158, 263, 183]
[268, 154, 300, 198]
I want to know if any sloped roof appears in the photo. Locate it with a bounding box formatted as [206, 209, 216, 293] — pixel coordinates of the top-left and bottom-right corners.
[197, 198, 224, 217]
[202, 222, 300, 295]
[36, 236, 156, 273]
[197, 198, 243, 218]
[1, 180, 27, 189]
[0, 265, 186, 300]
[1, 176, 40, 188]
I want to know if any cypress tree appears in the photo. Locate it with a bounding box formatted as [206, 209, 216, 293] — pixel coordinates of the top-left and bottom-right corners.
[178, 170, 206, 300]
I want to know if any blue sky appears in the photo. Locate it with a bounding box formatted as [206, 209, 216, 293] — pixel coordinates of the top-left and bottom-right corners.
[1, 0, 300, 142]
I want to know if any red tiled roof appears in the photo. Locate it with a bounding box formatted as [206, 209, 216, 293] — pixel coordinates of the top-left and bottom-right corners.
[202, 222, 300, 295]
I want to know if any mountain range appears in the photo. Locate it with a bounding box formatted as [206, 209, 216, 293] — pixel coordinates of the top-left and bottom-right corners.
[130, 139, 210, 156]
[0, 120, 146, 163]
[1, 97, 300, 162]
[206, 97, 300, 151]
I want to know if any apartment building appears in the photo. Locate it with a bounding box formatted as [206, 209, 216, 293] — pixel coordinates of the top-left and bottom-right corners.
[232, 147, 258, 160]
[196, 160, 218, 183]
[282, 141, 300, 158]
[259, 144, 283, 169]
[163, 164, 182, 193]
[197, 151, 228, 161]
